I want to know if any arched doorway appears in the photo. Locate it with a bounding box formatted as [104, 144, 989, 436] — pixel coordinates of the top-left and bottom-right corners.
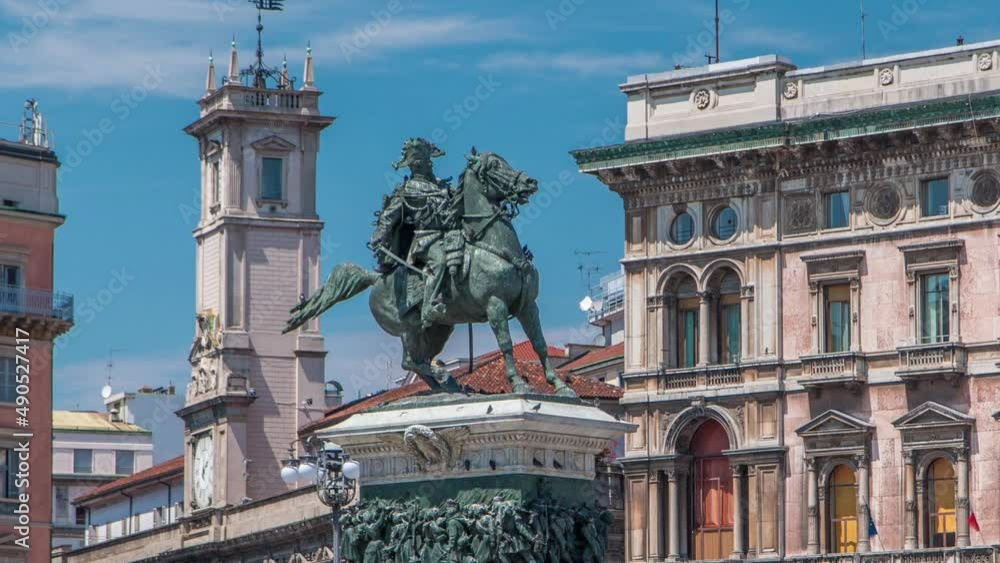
[691, 419, 733, 560]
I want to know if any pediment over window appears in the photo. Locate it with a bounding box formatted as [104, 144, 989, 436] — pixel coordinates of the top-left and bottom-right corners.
[795, 410, 873, 457]
[892, 401, 972, 450]
[250, 135, 296, 152]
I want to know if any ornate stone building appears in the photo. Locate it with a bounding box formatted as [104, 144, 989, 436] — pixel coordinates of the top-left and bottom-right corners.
[572, 40, 1000, 561]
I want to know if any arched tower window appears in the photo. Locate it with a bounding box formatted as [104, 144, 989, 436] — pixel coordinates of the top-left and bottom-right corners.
[927, 458, 957, 548]
[691, 419, 733, 560]
[829, 464, 859, 553]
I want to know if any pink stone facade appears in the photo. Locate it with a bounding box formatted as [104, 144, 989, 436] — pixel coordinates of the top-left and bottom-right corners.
[575, 41, 1000, 563]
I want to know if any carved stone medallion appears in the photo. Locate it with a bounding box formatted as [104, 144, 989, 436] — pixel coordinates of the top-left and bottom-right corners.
[978, 53, 993, 71]
[971, 173, 1000, 210]
[783, 81, 799, 100]
[866, 185, 901, 222]
[785, 195, 816, 234]
[693, 89, 712, 110]
[879, 68, 895, 86]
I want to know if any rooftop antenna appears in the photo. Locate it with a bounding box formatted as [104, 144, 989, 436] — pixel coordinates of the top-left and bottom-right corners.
[242, 0, 294, 89]
[20, 99, 47, 147]
[860, 0, 867, 60]
[574, 249, 605, 292]
[704, 0, 720, 64]
[101, 348, 124, 400]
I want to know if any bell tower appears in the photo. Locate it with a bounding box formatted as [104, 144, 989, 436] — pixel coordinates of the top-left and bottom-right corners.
[179, 25, 334, 513]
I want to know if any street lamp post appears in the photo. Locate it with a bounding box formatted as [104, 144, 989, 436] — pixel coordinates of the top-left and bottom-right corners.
[281, 441, 360, 563]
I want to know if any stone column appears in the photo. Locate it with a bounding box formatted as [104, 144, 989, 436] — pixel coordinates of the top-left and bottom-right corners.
[857, 454, 871, 553]
[649, 470, 665, 560]
[667, 468, 681, 560]
[916, 478, 925, 548]
[956, 448, 971, 547]
[732, 464, 745, 559]
[698, 292, 712, 366]
[805, 458, 820, 554]
[903, 451, 918, 550]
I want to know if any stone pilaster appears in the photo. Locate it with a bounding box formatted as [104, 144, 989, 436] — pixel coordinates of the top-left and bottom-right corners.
[805, 458, 819, 554]
[903, 451, 917, 550]
[697, 292, 712, 366]
[956, 447, 970, 547]
[667, 468, 681, 560]
[856, 453, 871, 553]
[732, 464, 745, 559]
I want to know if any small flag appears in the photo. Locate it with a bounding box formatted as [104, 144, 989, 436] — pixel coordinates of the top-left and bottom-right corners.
[970, 512, 981, 533]
[867, 505, 878, 537]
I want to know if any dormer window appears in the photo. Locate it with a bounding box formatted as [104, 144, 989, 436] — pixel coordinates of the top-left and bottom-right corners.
[261, 157, 284, 201]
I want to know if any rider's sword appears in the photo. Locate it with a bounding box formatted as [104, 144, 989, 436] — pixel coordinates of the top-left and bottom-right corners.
[375, 245, 427, 277]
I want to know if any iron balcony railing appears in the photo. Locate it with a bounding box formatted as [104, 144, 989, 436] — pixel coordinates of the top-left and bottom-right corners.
[587, 270, 625, 322]
[0, 284, 73, 323]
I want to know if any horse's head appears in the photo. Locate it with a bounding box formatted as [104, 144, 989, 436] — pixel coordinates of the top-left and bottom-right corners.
[465, 150, 538, 205]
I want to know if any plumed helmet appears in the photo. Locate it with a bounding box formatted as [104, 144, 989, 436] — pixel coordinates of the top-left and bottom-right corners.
[392, 137, 445, 170]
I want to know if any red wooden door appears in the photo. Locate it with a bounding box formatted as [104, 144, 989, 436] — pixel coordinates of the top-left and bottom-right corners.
[691, 420, 733, 560]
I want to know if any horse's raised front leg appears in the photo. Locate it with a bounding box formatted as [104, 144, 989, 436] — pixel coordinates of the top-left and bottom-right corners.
[486, 295, 531, 394]
[516, 300, 577, 398]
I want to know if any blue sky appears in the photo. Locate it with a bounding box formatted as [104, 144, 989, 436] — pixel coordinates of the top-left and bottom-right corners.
[1, 0, 995, 410]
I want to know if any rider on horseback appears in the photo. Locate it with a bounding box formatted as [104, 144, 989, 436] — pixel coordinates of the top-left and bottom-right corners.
[368, 138, 459, 328]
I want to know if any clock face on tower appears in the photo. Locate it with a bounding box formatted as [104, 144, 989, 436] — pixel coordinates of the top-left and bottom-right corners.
[192, 433, 214, 509]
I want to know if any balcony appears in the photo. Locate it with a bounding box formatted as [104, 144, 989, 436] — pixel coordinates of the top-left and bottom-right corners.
[84, 503, 183, 546]
[0, 284, 73, 337]
[791, 546, 996, 563]
[657, 364, 744, 392]
[587, 270, 625, 324]
[200, 84, 322, 117]
[799, 352, 867, 394]
[896, 341, 966, 385]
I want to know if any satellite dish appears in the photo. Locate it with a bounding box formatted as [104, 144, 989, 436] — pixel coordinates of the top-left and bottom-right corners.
[578, 296, 593, 312]
[100, 385, 112, 399]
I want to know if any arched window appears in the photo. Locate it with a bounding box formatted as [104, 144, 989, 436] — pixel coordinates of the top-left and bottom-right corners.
[715, 271, 741, 364]
[927, 458, 957, 548]
[829, 464, 858, 553]
[691, 420, 733, 560]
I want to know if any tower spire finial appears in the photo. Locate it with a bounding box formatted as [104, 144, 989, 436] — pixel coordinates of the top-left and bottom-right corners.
[301, 41, 316, 91]
[227, 36, 240, 84]
[280, 53, 290, 88]
[205, 50, 217, 95]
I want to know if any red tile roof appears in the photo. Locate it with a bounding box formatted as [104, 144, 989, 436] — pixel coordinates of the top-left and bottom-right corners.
[301, 340, 620, 435]
[74, 456, 184, 505]
[560, 342, 625, 372]
[472, 340, 568, 364]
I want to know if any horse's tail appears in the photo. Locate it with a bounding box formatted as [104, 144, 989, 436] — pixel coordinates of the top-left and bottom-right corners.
[283, 263, 378, 333]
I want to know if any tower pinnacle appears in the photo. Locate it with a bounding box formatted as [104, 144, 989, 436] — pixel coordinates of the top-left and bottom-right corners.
[227, 38, 240, 84]
[301, 42, 316, 91]
[205, 51, 217, 95]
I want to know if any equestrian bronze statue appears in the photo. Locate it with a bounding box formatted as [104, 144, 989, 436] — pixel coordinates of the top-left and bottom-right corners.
[284, 138, 576, 398]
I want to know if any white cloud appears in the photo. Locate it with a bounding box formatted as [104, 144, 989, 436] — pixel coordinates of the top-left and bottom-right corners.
[479, 51, 666, 75]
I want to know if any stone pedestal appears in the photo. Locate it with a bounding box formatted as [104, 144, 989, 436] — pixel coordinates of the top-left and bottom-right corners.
[317, 393, 635, 561]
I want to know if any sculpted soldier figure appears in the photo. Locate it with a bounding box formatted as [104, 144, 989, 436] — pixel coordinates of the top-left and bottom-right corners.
[368, 138, 460, 328]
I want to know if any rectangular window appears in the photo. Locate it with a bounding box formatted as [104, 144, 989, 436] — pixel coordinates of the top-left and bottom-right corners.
[0, 450, 15, 498]
[678, 306, 699, 368]
[211, 161, 221, 204]
[921, 178, 949, 217]
[718, 301, 741, 364]
[261, 157, 283, 200]
[921, 273, 950, 343]
[0, 265, 21, 315]
[824, 191, 850, 229]
[75, 507, 88, 526]
[55, 485, 68, 520]
[824, 285, 851, 353]
[73, 449, 93, 474]
[0, 358, 16, 403]
[115, 450, 134, 475]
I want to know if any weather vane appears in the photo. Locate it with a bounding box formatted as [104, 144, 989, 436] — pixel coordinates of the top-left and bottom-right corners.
[240, 0, 294, 89]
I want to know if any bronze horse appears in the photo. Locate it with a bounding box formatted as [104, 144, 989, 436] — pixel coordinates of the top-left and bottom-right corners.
[285, 150, 576, 398]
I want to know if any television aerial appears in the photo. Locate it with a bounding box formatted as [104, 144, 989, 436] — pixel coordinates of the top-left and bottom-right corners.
[100, 348, 123, 400]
